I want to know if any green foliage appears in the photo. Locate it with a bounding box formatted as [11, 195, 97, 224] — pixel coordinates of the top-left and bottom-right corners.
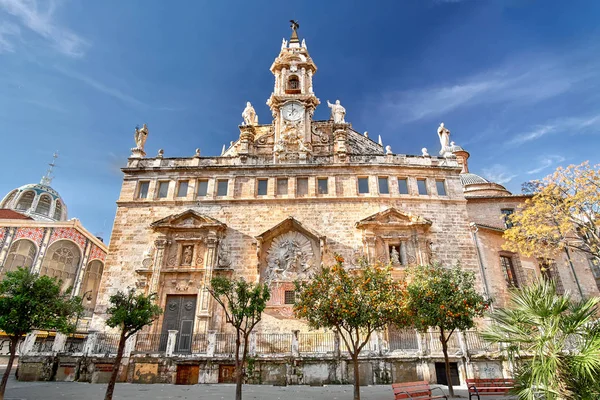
[405, 264, 490, 333]
[0, 267, 83, 336]
[483, 279, 600, 400]
[294, 257, 408, 351]
[105, 289, 162, 338]
[209, 276, 270, 333]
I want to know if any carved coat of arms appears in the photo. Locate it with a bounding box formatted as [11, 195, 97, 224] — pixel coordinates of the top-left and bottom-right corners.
[265, 232, 314, 283]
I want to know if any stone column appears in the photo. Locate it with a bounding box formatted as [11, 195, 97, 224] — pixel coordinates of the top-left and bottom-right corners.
[206, 331, 216, 357]
[166, 330, 178, 357]
[21, 330, 39, 355]
[249, 332, 257, 357]
[149, 238, 168, 294]
[83, 330, 99, 356]
[124, 333, 137, 357]
[399, 241, 408, 266]
[198, 232, 219, 316]
[52, 333, 68, 353]
[0, 227, 16, 266]
[291, 330, 299, 357]
[73, 239, 91, 296]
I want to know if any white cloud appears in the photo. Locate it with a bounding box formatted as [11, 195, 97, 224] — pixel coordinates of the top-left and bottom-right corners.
[508, 113, 600, 145]
[482, 164, 517, 185]
[0, 0, 88, 57]
[527, 155, 566, 175]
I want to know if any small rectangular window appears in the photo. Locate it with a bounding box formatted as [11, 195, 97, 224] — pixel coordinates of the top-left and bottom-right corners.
[137, 181, 149, 199]
[296, 178, 308, 196]
[277, 178, 288, 195]
[417, 179, 428, 195]
[500, 255, 519, 287]
[284, 290, 296, 305]
[436, 180, 447, 196]
[157, 181, 169, 198]
[257, 179, 268, 196]
[378, 177, 389, 194]
[177, 180, 189, 197]
[502, 209, 514, 228]
[197, 180, 208, 197]
[358, 177, 369, 194]
[317, 178, 328, 195]
[398, 178, 409, 195]
[217, 180, 228, 197]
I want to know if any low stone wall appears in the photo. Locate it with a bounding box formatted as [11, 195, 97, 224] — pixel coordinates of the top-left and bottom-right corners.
[18, 354, 509, 386]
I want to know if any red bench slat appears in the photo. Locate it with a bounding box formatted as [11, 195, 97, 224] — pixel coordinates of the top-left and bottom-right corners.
[392, 381, 447, 399]
[466, 378, 515, 400]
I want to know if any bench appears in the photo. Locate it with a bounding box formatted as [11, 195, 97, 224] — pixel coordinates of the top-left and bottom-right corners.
[466, 378, 515, 400]
[392, 381, 448, 399]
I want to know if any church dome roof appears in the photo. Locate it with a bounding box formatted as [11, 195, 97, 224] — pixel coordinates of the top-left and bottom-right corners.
[460, 173, 489, 186]
[0, 182, 68, 222]
[460, 173, 511, 197]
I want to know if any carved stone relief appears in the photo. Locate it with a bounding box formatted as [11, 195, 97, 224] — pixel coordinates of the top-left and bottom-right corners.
[217, 241, 232, 268]
[265, 231, 314, 283]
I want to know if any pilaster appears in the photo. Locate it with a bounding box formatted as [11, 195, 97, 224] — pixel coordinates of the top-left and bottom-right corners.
[31, 227, 52, 273]
[0, 227, 16, 266]
[149, 237, 168, 294]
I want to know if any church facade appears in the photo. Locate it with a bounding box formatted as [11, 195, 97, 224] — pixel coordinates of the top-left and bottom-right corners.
[91, 26, 600, 347]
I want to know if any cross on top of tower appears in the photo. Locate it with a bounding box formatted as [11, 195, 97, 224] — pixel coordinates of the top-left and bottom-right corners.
[290, 20, 300, 43]
[40, 151, 59, 186]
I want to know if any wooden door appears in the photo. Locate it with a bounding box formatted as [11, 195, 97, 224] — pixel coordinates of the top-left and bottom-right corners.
[218, 365, 236, 383]
[161, 295, 197, 353]
[176, 364, 199, 385]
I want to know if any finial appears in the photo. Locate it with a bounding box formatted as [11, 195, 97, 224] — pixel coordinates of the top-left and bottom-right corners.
[385, 145, 392, 155]
[364, 131, 369, 138]
[378, 135, 383, 146]
[422, 148, 430, 157]
[221, 144, 226, 156]
[194, 148, 201, 158]
[40, 151, 58, 186]
[289, 20, 300, 43]
[157, 149, 164, 159]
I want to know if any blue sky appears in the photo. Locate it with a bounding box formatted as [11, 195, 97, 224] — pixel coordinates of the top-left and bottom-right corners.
[1, 0, 600, 239]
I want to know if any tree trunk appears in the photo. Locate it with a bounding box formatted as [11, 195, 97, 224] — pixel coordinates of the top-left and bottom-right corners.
[352, 352, 361, 400]
[440, 327, 455, 398]
[235, 330, 242, 400]
[104, 330, 127, 400]
[0, 336, 19, 400]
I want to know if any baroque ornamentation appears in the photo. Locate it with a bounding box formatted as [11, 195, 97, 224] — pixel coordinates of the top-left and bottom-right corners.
[217, 241, 232, 268]
[265, 231, 314, 283]
[274, 121, 309, 161]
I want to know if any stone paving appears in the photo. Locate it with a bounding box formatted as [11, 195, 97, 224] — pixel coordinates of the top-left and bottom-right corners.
[3, 375, 513, 400]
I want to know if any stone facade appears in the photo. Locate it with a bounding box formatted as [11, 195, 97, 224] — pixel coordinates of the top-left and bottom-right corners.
[92, 26, 599, 344]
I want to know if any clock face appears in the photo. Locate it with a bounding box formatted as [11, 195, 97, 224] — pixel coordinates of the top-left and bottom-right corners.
[282, 101, 304, 122]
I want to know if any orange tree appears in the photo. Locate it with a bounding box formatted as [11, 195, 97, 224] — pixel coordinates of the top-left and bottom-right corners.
[504, 162, 600, 296]
[294, 256, 408, 400]
[405, 264, 490, 397]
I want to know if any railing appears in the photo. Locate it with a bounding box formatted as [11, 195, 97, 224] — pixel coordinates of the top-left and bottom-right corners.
[32, 335, 55, 353]
[64, 336, 86, 353]
[215, 333, 237, 355]
[0, 337, 24, 355]
[464, 331, 498, 352]
[429, 331, 461, 353]
[134, 333, 168, 353]
[388, 329, 419, 351]
[191, 333, 208, 354]
[298, 332, 335, 354]
[256, 333, 292, 354]
[94, 333, 121, 354]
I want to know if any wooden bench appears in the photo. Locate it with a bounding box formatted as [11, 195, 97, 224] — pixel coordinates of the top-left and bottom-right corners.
[392, 381, 448, 399]
[466, 378, 515, 400]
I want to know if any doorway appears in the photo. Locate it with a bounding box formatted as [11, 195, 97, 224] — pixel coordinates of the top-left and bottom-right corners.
[161, 295, 197, 353]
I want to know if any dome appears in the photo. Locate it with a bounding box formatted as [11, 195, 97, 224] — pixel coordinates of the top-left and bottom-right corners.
[460, 173, 489, 186]
[0, 182, 68, 222]
[460, 173, 511, 197]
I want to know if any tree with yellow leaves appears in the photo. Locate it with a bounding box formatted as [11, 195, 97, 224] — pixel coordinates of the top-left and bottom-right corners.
[504, 161, 600, 296]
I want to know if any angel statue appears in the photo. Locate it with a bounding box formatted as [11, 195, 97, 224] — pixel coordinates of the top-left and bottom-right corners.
[134, 124, 149, 150]
[242, 102, 258, 126]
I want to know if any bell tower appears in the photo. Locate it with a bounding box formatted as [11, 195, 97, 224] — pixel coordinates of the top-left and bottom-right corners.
[267, 21, 320, 162]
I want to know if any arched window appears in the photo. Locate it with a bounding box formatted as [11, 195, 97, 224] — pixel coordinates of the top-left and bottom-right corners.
[287, 75, 300, 92]
[2, 239, 37, 277]
[53, 201, 63, 220]
[1, 190, 17, 208]
[40, 240, 81, 291]
[35, 194, 52, 216]
[15, 191, 35, 211]
[80, 260, 104, 314]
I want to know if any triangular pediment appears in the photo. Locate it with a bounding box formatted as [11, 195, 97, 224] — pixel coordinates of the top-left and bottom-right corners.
[355, 208, 432, 229]
[150, 210, 226, 231]
[256, 216, 325, 242]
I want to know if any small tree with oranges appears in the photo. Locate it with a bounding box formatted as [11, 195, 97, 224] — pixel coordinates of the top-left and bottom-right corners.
[294, 255, 409, 400]
[405, 264, 490, 397]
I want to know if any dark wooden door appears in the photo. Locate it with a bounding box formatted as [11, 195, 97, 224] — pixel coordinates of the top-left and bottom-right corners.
[219, 365, 236, 383]
[176, 364, 199, 385]
[435, 362, 460, 386]
[161, 295, 197, 353]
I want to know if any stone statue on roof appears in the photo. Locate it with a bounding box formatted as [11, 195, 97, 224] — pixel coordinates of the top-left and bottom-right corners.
[134, 124, 148, 151]
[242, 102, 258, 126]
[437, 122, 451, 155]
[327, 100, 346, 124]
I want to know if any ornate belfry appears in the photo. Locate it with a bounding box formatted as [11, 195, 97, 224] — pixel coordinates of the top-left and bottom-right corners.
[137, 210, 228, 334]
[355, 208, 433, 267]
[255, 217, 325, 315]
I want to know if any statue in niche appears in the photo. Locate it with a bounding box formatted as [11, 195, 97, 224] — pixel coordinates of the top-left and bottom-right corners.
[265, 232, 314, 283]
[181, 245, 193, 266]
[134, 124, 149, 151]
[390, 246, 400, 264]
[327, 100, 346, 124]
[242, 102, 258, 126]
[437, 122, 451, 155]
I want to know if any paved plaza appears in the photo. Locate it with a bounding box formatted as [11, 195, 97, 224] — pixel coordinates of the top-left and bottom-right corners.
[2, 374, 512, 400]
